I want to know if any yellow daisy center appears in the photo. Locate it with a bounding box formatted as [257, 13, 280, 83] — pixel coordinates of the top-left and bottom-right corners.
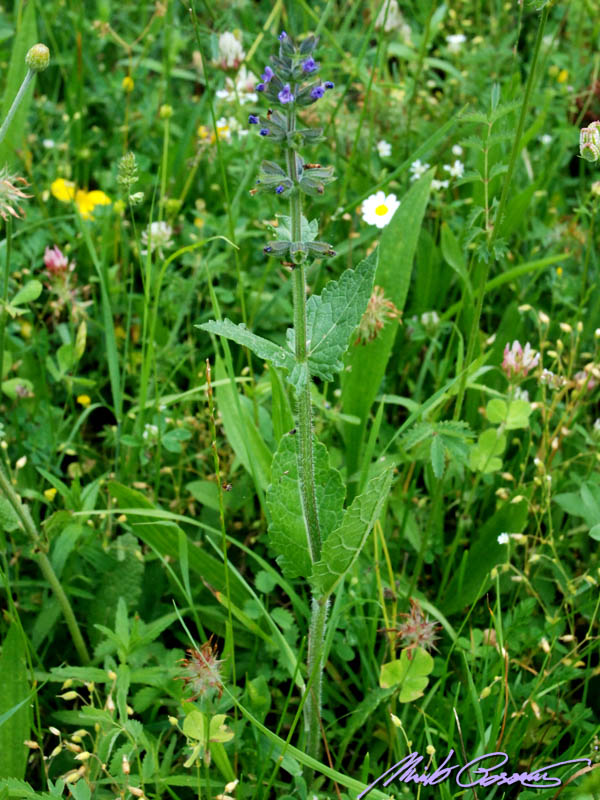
[375, 204, 389, 216]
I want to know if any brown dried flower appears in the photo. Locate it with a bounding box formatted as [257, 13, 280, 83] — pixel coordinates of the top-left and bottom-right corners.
[355, 285, 401, 345]
[0, 166, 32, 220]
[177, 639, 224, 701]
[381, 598, 441, 660]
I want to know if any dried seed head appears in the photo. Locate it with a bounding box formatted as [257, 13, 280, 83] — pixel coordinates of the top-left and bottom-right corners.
[0, 167, 32, 221]
[177, 638, 224, 700]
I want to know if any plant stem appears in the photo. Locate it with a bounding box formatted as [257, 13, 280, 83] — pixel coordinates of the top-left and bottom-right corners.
[0, 69, 34, 146]
[0, 218, 12, 386]
[285, 103, 326, 768]
[0, 464, 90, 664]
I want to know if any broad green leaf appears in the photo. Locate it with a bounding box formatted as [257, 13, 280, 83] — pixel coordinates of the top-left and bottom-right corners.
[57, 343, 75, 374]
[0, 2, 37, 168]
[286, 250, 377, 383]
[1, 379, 33, 400]
[266, 434, 345, 580]
[441, 498, 528, 614]
[183, 711, 234, 745]
[197, 318, 294, 372]
[0, 626, 31, 779]
[342, 171, 433, 481]
[379, 647, 434, 702]
[589, 524, 600, 542]
[554, 483, 600, 529]
[311, 464, 393, 597]
[11, 281, 42, 307]
[441, 223, 472, 300]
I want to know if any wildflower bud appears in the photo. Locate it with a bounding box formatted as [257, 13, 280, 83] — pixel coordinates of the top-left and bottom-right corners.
[16, 455, 27, 469]
[50, 745, 63, 758]
[310, 86, 325, 100]
[128, 787, 145, 798]
[480, 686, 491, 700]
[168, 716, 179, 726]
[122, 75, 134, 92]
[259, 128, 269, 136]
[390, 713, 402, 728]
[74, 751, 91, 761]
[580, 121, 600, 163]
[538, 310, 549, 325]
[24, 740, 39, 749]
[107, 670, 117, 681]
[122, 755, 130, 774]
[426, 744, 436, 756]
[592, 181, 600, 196]
[324, 81, 334, 89]
[559, 322, 572, 333]
[26, 44, 50, 72]
[59, 691, 78, 701]
[248, 114, 259, 124]
[129, 192, 144, 206]
[159, 104, 173, 119]
[49, 726, 61, 737]
[62, 679, 73, 689]
[596, 329, 600, 338]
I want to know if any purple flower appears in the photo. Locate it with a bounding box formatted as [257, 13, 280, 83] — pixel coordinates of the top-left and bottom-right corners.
[261, 66, 274, 83]
[256, 83, 265, 92]
[278, 31, 287, 41]
[248, 114, 259, 124]
[310, 86, 325, 100]
[275, 185, 285, 194]
[259, 128, 269, 136]
[324, 81, 334, 90]
[278, 84, 294, 104]
[302, 57, 318, 74]
[264, 246, 273, 253]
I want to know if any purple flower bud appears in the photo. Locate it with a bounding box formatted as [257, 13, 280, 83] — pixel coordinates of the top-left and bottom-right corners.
[278, 84, 294, 104]
[302, 56, 318, 73]
[261, 66, 274, 83]
[278, 31, 287, 41]
[259, 128, 269, 136]
[324, 81, 334, 90]
[248, 114, 259, 124]
[264, 246, 273, 253]
[310, 86, 325, 100]
[275, 185, 285, 194]
[256, 83, 266, 92]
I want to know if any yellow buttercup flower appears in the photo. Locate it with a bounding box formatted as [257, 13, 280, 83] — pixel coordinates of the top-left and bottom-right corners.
[51, 178, 76, 202]
[44, 487, 57, 502]
[77, 394, 91, 407]
[51, 178, 111, 220]
[122, 75, 134, 92]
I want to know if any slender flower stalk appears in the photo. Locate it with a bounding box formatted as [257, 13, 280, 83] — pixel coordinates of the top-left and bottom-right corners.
[0, 44, 50, 146]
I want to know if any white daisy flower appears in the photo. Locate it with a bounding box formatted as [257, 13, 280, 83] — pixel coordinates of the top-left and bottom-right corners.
[446, 33, 467, 53]
[452, 144, 463, 156]
[361, 191, 400, 229]
[377, 140, 392, 158]
[409, 159, 430, 181]
[443, 159, 465, 178]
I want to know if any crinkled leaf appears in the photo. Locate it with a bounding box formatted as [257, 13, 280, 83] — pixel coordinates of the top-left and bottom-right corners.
[311, 464, 393, 596]
[196, 319, 294, 372]
[290, 250, 376, 382]
[267, 434, 345, 580]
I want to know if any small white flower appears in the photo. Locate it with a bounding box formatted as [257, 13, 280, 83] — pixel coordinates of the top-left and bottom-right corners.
[431, 178, 450, 190]
[443, 159, 465, 178]
[361, 191, 400, 229]
[540, 134, 553, 146]
[142, 423, 159, 442]
[375, 0, 411, 41]
[43, 138, 55, 149]
[141, 221, 174, 257]
[514, 387, 529, 401]
[409, 159, 430, 181]
[216, 117, 232, 141]
[497, 533, 510, 545]
[216, 66, 258, 105]
[446, 33, 467, 53]
[420, 310, 439, 328]
[452, 144, 463, 156]
[377, 139, 392, 158]
[217, 31, 245, 70]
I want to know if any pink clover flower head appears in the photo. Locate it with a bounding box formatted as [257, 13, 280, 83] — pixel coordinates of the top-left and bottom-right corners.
[502, 340, 540, 380]
[44, 245, 71, 276]
[395, 598, 441, 660]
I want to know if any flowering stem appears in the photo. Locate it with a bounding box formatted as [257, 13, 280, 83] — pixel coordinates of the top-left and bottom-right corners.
[0, 464, 90, 664]
[0, 69, 34, 146]
[0, 218, 12, 392]
[285, 104, 325, 767]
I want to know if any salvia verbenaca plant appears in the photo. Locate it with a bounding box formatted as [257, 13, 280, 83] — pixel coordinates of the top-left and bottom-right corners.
[198, 32, 393, 772]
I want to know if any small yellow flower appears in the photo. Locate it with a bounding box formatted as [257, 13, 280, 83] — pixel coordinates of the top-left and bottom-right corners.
[51, 179, 111, 220]
[77, 394, 91, 407]
[197, 125, 215, 144]
[75, 189, 111, 220]
[51, 178, 76, 202]
[557, 69, 568, 84]
[44, 487, 58, 502]
[556, 267, 563, 277]
[194, 217, 205, 229]
[122, 75, 134, 92]
[20, 320, 32, 339]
